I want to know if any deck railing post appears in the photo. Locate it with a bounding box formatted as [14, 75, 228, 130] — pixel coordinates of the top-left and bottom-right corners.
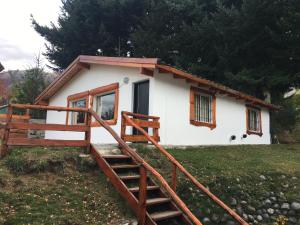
[153, 117, 160, 142]
[85, 111, 92, 153]
[138, 165, 147, 225]
[120, 112, 126, 140]
[172, 163, 177, 192]
[1, 105, 12, 158]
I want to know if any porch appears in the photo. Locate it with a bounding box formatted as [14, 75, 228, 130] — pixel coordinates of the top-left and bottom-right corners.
[0, 104, 160, 157]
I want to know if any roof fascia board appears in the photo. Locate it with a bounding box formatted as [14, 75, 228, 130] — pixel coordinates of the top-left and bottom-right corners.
[156, 65, 280, 110]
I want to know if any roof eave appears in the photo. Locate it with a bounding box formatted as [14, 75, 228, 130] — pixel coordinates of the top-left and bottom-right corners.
[35, 56, 159, 104]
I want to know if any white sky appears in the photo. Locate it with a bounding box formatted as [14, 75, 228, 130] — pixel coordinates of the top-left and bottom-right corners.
[0, 0, 62, 71]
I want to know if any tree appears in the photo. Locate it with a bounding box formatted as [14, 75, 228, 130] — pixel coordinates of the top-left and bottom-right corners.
[33, 0, 300, 103]
[32, 0, 147, 70]
[0, 80, 9, 105]
[11, 56, 49, 105]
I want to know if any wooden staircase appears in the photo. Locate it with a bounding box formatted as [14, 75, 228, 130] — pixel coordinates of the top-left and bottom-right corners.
[0, 104, 249, 225]
[92, 148, 193, 225]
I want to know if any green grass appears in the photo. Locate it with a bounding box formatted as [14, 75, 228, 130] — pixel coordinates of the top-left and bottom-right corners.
[135, 144, 300, 224]
[1, 145, 299, 225]
[0, 147, 134, 225]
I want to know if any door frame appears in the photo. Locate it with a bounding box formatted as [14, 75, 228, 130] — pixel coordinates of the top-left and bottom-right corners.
[132, 79, 150, 115]
[132, 79, 150, 136]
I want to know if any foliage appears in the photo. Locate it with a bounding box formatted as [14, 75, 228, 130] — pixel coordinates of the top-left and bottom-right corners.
[10, 56, 50, 118]
[11, 57, 48, 105]
[32, 0, 300, 102]
[0, 80, 9, 106]
[271, 92, 300, 143]
[31, 0, 147, 70]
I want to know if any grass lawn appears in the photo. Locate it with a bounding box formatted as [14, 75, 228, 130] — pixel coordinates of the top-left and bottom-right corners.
[0, 144, 299, 225]
[135, 144, 300, 225]
[0, 147, 134, 225]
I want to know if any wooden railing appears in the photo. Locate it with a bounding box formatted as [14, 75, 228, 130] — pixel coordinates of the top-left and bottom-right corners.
[0, 103, 248, 225]
[121, 111, 160, 143]
[0, 104, 91, 157]
[89, 109, 202, 225]
[122, 111, 249, 225]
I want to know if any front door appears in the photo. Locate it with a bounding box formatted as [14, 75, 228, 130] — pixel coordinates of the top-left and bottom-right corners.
[133, 80, 149, 135]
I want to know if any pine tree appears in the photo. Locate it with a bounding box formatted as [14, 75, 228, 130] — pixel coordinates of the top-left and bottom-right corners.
[32, 0, 147, 70]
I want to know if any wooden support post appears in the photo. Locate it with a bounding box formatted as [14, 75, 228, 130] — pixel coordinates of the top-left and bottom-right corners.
[85, 112, 91, 153]
[153, 118, 159, 142]
[172, 163, 177, 192]
[120, 112, 126, 140]
[138, 165, 147, 225]
[1, 105, 12, 158]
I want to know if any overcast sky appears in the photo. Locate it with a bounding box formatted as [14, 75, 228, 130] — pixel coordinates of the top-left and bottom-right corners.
[0, 0, 62, 71]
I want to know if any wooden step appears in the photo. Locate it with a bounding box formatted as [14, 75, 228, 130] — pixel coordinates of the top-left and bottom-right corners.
[119, 175, 140, 181]
[128, 185, 159, 193]
[102, 155, 131, 159]
[151, 210, 182, 221]
[146, 198, 171, 206]
[111, 164, 139, 170]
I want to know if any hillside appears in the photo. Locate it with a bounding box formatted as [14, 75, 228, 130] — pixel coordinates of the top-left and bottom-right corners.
[0, 145, 299, 225]
[0, 147, 134, 225]
[135, 144, 300, 225]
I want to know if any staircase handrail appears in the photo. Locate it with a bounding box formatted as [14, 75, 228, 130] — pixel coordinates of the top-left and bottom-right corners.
[122, 111, 249, 225]
[89, 109, 203, 225]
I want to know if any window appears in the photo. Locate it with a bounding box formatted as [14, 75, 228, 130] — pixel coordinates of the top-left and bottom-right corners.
[246, 106, 262, 136]
[66, 91, 89, 125]
[90, 83, 119, 126]
[71, 99, 86, 125]
[96, 92, 115, 120]
[190, 87, 216, 129]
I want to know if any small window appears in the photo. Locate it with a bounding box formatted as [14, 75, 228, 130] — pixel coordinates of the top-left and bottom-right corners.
[95, 92, 116, 120]
[194, 93, 213, 123]
[66, 90, 89, 125]
[190, 87, 216, 129]
[246, 106, 262, 135]
[71, 98, 87, 125]
[90, 83, 119, 126]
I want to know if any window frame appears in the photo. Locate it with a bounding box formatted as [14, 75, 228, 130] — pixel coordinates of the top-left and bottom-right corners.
[246, 105, 263, 136]
[190, 87, 216, 129]
[66, 91, 89, 125]
[90, 83, 119, 127]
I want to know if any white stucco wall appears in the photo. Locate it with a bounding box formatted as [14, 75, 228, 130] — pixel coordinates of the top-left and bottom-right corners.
[45, 64, 153, 143]
[151, 71, 271, 145]
[45, 65, 271, 145]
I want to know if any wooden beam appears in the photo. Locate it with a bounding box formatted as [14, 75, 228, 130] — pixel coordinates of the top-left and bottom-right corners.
[122, 111, 159, 119]
[123, 135, 160, 142]
[138, 166, 147, 225]
[173, 74, 185, 79]
[8, 122, 89, 132]
[77, 62, 90, 70]
[11, 104, 88, 112]
[140, 67, 154, 76]
[0, 114, 30, 120]
[172, 163, 177, 192]
[7, 138, 87, 147]
[125, 119, 160, 129]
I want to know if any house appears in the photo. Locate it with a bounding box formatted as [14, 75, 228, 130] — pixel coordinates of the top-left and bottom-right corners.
[35, 55, 279, 145]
